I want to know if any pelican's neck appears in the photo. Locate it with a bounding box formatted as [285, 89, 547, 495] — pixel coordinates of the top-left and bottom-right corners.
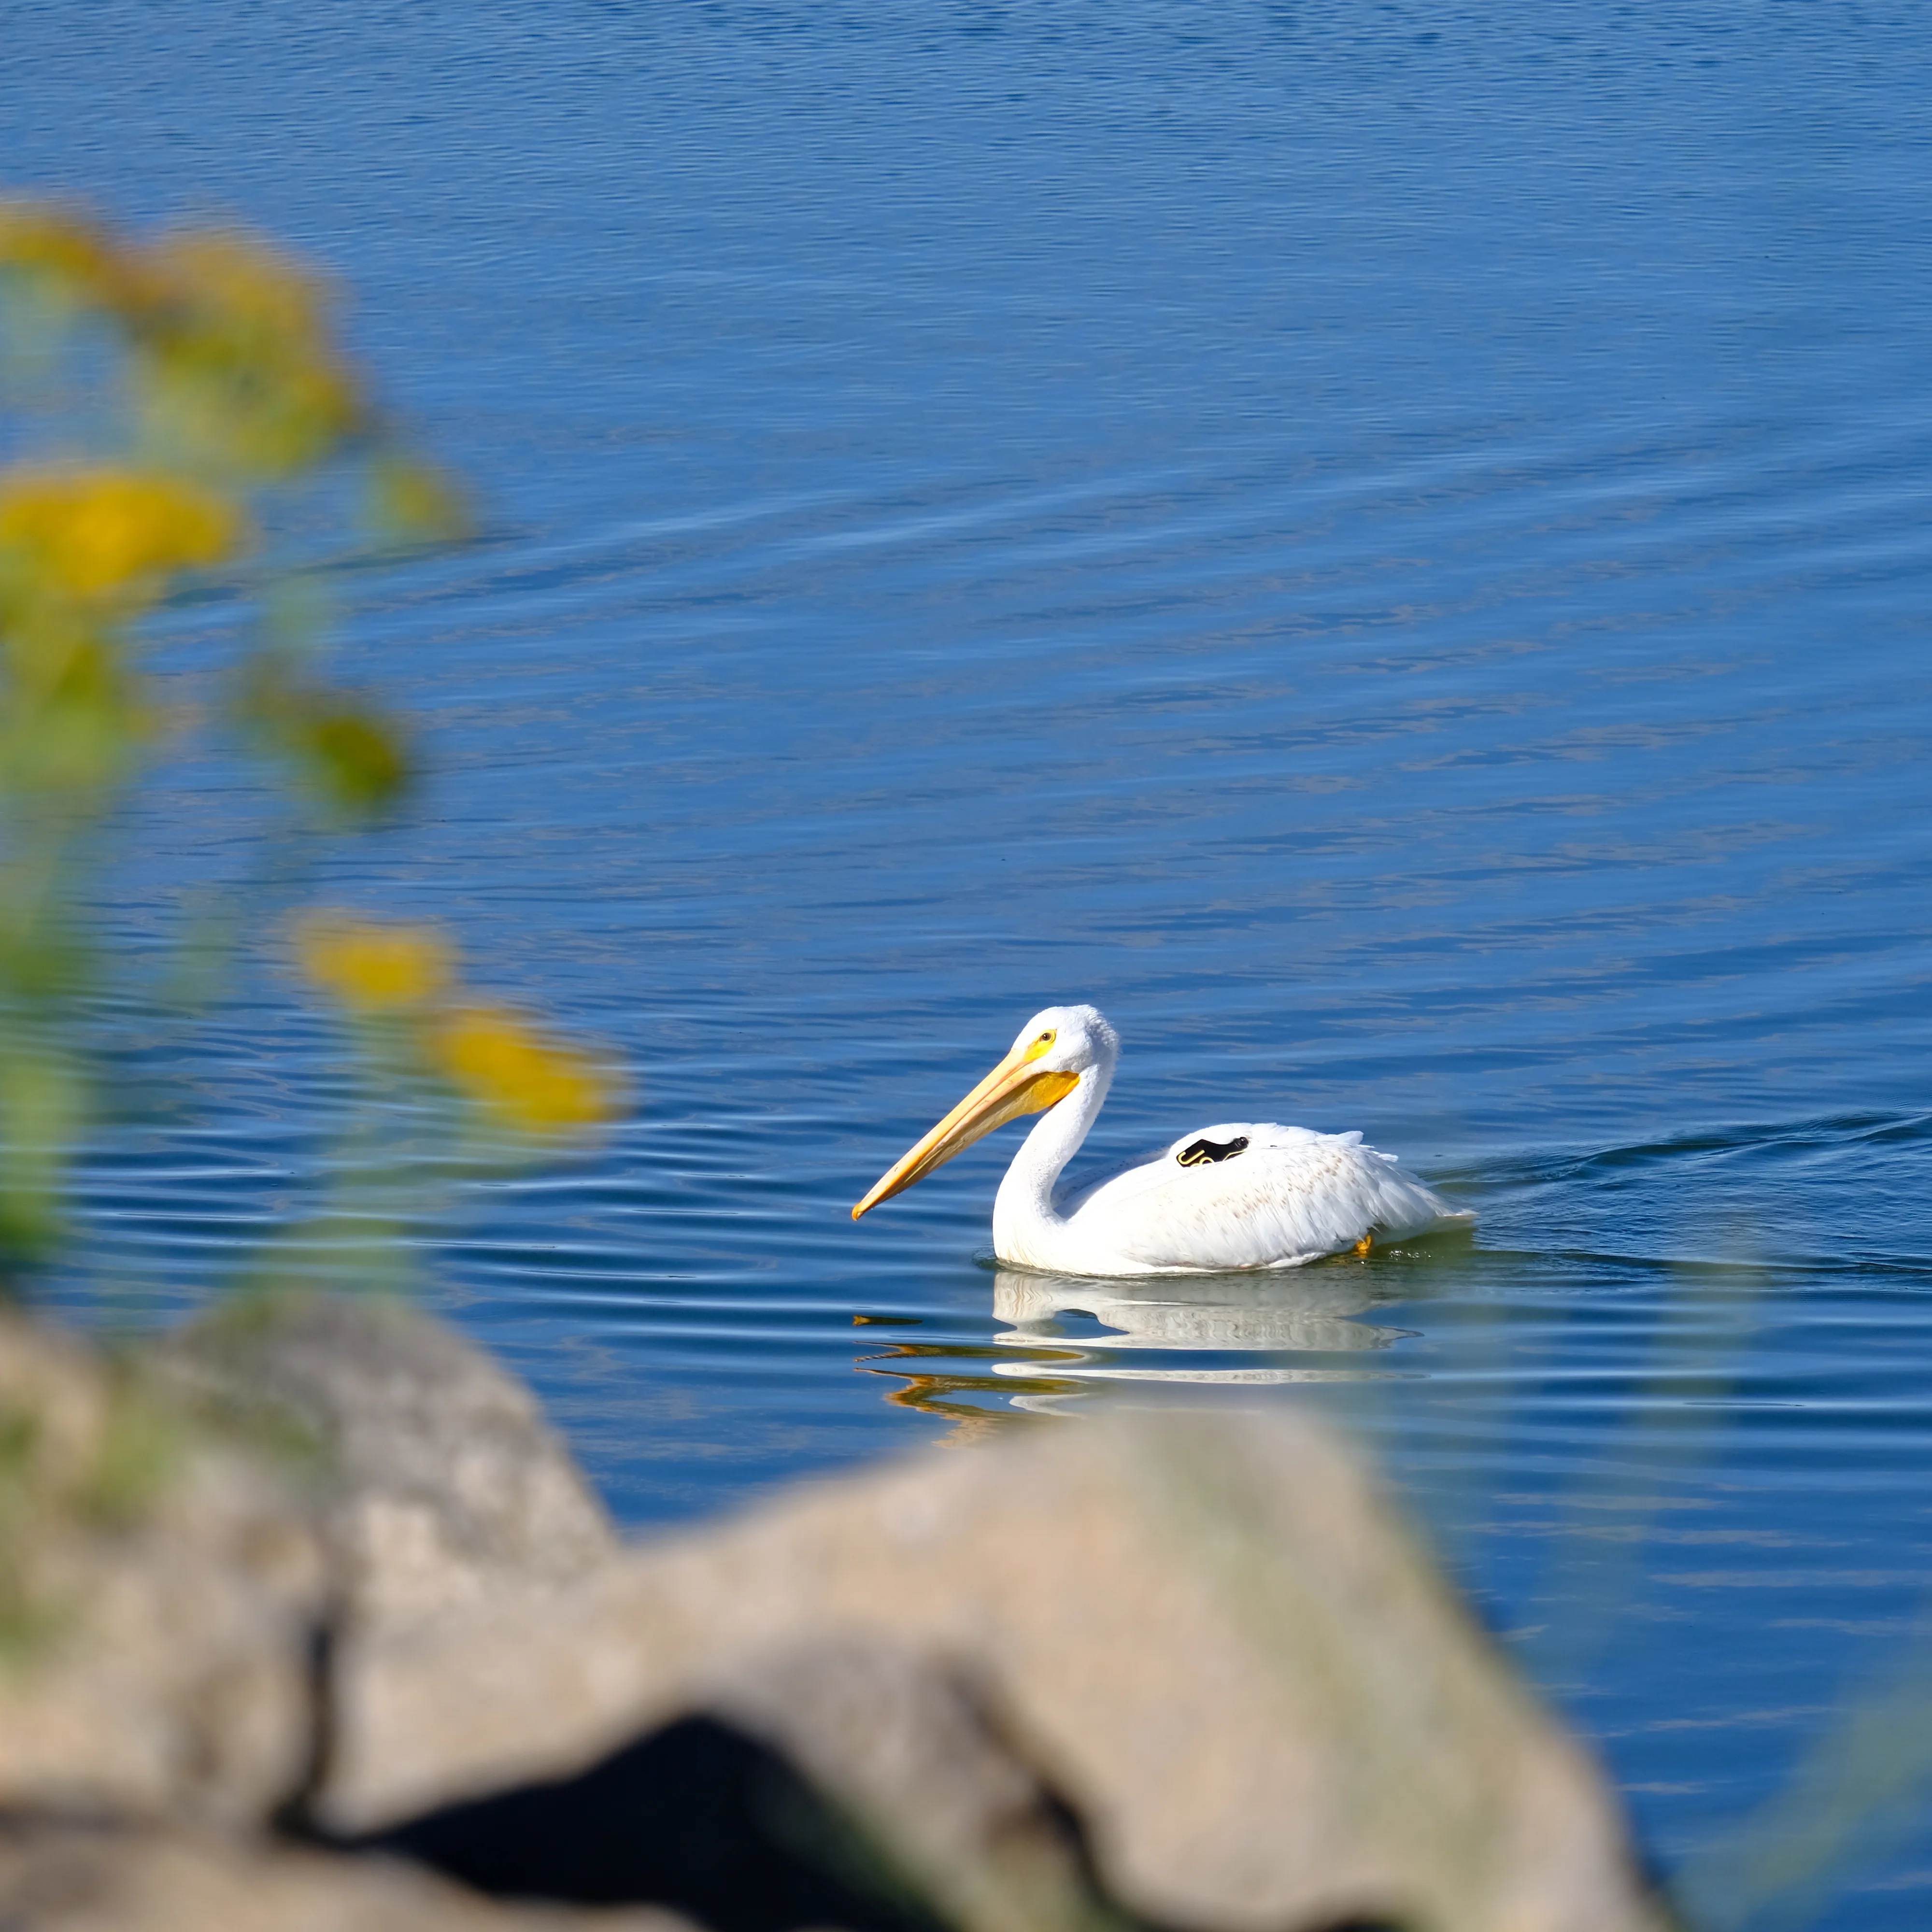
[993, 1054, 1114, 1255]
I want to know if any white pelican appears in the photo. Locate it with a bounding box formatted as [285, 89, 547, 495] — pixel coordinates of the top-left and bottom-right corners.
[852, 1005, 1472, 1275]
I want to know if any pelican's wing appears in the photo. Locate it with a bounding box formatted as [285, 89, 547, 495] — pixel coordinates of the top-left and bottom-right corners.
[1064, 1122, 1472, 1273]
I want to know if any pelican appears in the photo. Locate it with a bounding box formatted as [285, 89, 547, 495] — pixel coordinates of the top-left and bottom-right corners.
[852, 1005, 1472, 1276]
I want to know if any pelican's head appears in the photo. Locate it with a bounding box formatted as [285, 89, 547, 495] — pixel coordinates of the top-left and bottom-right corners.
[852, 1004, 1119, 1221]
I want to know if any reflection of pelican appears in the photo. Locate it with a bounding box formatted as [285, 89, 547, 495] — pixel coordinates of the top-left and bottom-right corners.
[991, 1268, 1405, 1354]
[853, 1005, 1471, 1276]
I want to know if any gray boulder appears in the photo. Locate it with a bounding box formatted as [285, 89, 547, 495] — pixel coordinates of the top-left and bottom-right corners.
[0, 1310, 325, 1829]
[326, 1409, 1669, 1932]
[0, 1302, 760, 1930]
[0, 1818, 701, 1932]
[0, 1295, 1668, 1932]
[162, 1291, 618, 1634]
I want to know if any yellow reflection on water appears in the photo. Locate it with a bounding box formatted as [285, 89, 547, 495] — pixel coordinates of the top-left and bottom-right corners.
[854, 1335, 1088, 1444]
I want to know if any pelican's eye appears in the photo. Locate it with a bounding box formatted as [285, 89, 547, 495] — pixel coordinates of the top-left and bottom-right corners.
[1023, 1028, 1057, 1060]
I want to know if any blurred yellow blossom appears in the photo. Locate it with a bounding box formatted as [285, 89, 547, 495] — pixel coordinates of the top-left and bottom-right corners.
[0, 468, 242, 602]
[297, 915, 452, 1013]
[296, 912, 618, 1138]
[134, 232, 363, 478]
[433, 1005, 616, 1135]
[0, 198, 477, 1261]
[145, 230, 336, 350]
[366, 454, 470, 546]
[0, 202, 134, 309]
[0, 202, 408, 489]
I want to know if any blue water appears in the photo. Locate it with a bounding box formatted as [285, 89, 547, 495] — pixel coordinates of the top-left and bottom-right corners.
[8, 3, 1932, 1924]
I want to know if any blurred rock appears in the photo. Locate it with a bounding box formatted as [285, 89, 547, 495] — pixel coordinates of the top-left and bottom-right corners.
[706, 1637, 1103, 1932]
[0, 1310, 325, 1830]
[0, 1818, 700, 1932]
[0, 1296, 1667, 1932]
[162, 1291, 617, 1633]
[327, 1409, 1668, 1932]
[365, 1646, 1105, 1932]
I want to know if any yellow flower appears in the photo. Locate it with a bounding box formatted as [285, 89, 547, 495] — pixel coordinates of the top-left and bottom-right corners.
[137, 231, 365, 477]
[0, 201, 168, 320]
[145, 231, 335, 348]
[0, 469, 242, 601]
[296, 915, 452, 1012]
[433, 1005, 615, 1135]
[0, 203, 120, 294]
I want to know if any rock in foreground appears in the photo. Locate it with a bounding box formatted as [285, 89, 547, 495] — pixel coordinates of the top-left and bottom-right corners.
[0, 1311, 325, 1829]
[329, 1408, 1666, 1932]
[0, 1819, 696, 1932]
[0, 1297, 1666, 1932]
[162, 1291, 617, 1634]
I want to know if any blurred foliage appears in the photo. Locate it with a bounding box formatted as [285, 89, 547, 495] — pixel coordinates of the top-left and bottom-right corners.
[296, 913, 617, 1137]
[0, 199, 610, 1280]
[0, 1320, 190, 1663]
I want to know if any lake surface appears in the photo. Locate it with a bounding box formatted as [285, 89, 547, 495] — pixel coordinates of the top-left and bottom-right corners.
[7, 3, 1932, 1924]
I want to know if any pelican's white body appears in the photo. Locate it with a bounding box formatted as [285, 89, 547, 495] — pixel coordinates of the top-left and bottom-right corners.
[987, 1006, 1470, 1275]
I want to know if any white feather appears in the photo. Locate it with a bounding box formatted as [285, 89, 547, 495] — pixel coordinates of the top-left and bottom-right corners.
[1061, 1122, 1469, 1273]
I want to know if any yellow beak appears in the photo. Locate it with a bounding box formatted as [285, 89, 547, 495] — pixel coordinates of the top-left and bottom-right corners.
[852, 1047, 1081, 1220]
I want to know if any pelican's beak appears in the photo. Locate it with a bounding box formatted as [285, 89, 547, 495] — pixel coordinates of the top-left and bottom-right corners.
[852, 1046, 1080, 1220]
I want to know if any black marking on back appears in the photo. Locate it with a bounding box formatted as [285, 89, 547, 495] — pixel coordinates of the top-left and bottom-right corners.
[1177, 1135, 1250, 1168]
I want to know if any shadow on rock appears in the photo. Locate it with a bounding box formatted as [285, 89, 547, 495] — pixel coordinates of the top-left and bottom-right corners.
[354, 1715, 958, 1932]
[347, 1712, 1409, 1932]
